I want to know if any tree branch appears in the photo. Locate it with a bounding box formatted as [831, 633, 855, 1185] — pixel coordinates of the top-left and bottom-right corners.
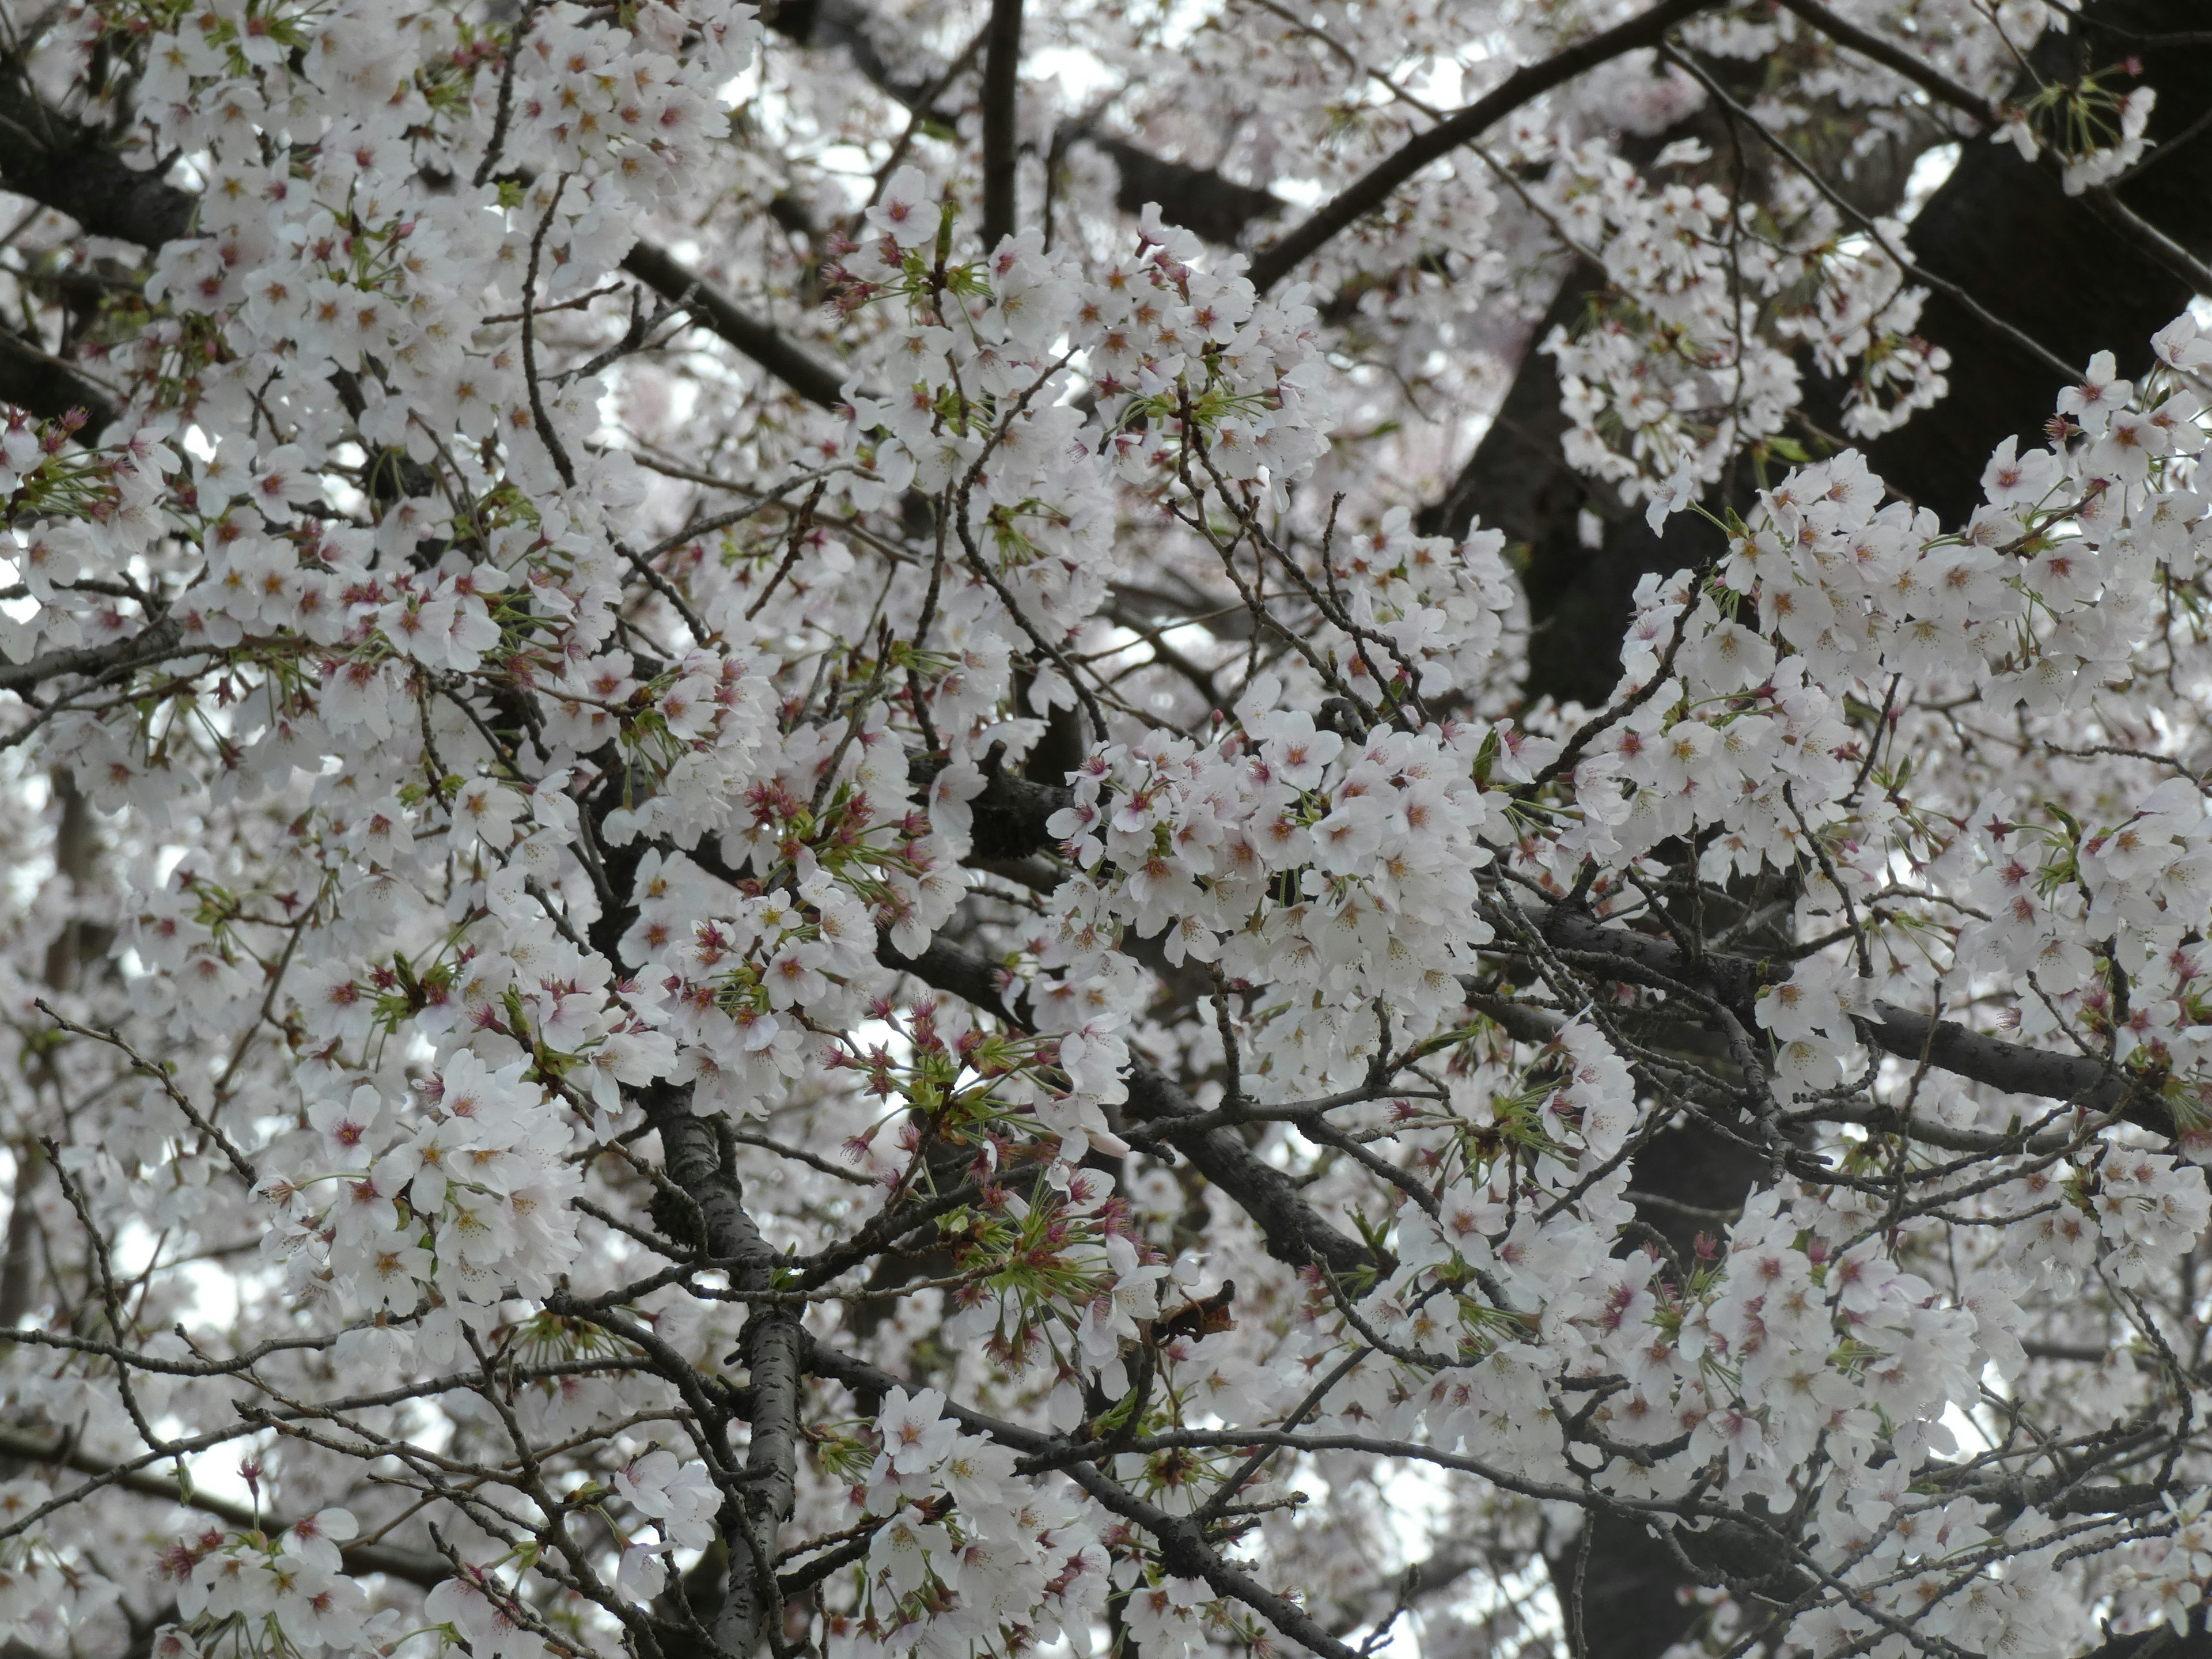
[980, 0, 1024, 248]
[0, 334, 117, 435]
[1061, 1460, 1368, 1659]
[768, 0, 1282, 248]
[1122, 1060, 1377, 1272]
[1073, 132, 1286, 245]
[0, 73, 195, 248]
[633, 1082, 802, 1659]
[0, 75, 851, 421]
[0, 618, 189, 699]
[1248, 0, 1712, 291]
[873, 933, 1376, 1272]
[1529, 904, 2147, 1118]
[1766, 0, 2004, 130]
[0, 1424, 446, 1585]
[620, 243, 850, 411]
[805, 1340, 1365, 1659]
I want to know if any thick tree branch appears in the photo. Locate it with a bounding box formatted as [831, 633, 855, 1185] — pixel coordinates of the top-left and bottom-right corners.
[1528, 906, 2147, 1117]
[1658, 47, 2079, 381]
[0, 334, 116, 434]
[632, 1083, 802, 1659]
[624, 1085, 801, 1656]
[0, 75, 195, 248]
[1073, 133, 1285, 246]
[1060, 1461, 1367, 1659]
[907, 756, 1074, 861]
[1767, 0, 2004, 130]
[770, 0, 1282, 248]
[0, 79, 850, 421]
[1121, 1062, 1376, 1272]
[805, 1341, 1365, 1659]
[0, 618, 190, 698]
[764, 0, 945, 116]
[980, 0, 1024, 248]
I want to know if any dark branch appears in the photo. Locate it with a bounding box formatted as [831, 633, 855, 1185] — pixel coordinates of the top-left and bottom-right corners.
[0, 334, 116, 435]
[1529, 905, 2148, 1119]
[633, 1082, 802, 1659]
[1767, 0, 2002, 129]
[1074, 132, 1286, 247]
[1770, 0, 2212, 293]
[0, 1424, 445, 1586]
[0, 619, 189, 698]
[1, 78, 851, 419]
[0, 74, 196, 248]
[806, 1342, 1366, 1659]
[980, 0, 1024, 248]
[1247, 0, 1712, 291]
[1122, 1060, 1376, 1272]
[873, 931, 1376, 1272]
[768, 0, 1282, 249]
[621, 243, 850, 411]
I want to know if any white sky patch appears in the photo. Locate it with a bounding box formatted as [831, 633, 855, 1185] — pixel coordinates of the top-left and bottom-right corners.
[1027, 47, 1122, 106]
[718, 58, 764, 110]
[1938, 1397, 1986, 1461]
[1151, 0, 1224, 52]
[816, 142, 881, 183]
[1899, 142, 1961, 223]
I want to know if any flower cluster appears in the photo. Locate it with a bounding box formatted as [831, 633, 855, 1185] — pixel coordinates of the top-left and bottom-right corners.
[160, 1510, 372, 1659]
[1537, 140, 1949, 510]
[834, 1387, 1108, 1659]
[7, 1, 2212, 1658]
